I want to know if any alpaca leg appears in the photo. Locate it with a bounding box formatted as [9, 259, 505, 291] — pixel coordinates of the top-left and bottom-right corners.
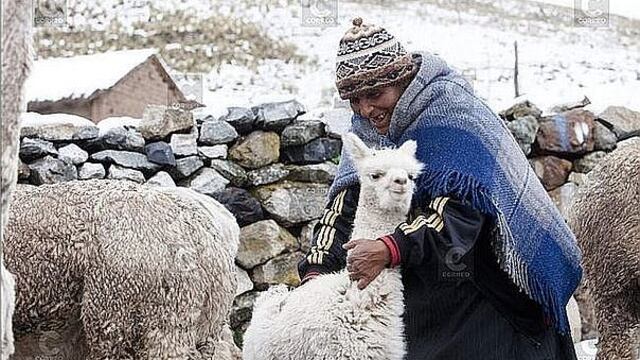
[594, 295, 636, 360]
[0, 265, 15, 359]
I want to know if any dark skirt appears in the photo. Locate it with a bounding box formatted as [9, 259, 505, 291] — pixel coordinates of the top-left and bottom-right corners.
[403, 288, 577, 360]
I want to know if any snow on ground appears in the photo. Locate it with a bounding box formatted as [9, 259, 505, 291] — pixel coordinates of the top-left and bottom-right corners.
[35, 0, 640, 120]
[530, 0, 640, 20]
[192, 0, 640, 118]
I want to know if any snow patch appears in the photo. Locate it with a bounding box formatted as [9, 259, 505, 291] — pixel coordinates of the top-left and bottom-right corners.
[20, 112, 95, 127]
[25, 49, 158, 102]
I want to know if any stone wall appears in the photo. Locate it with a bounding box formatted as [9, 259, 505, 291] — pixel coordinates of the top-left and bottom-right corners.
[15, 99, 640, 344]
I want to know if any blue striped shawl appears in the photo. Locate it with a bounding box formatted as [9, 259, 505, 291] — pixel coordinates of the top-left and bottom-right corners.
[328, 52, 582, 333]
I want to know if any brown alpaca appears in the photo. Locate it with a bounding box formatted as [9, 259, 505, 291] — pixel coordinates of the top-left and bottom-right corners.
[568, 142, 640, 360]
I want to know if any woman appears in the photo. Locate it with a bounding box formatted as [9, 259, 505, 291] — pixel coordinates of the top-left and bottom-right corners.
[298, 17, 582, 359]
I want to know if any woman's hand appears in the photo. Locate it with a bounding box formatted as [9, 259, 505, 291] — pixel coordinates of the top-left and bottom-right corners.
[343, 239, 390, 290]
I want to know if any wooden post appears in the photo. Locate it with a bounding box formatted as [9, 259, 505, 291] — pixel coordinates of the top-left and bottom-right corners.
[514, 41, 520, 98]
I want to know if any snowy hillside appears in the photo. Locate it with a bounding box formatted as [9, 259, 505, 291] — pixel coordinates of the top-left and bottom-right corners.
[34, 0, 640, 118]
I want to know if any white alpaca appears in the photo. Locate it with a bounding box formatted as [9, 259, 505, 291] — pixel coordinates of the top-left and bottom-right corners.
[243, 133, 423, 360]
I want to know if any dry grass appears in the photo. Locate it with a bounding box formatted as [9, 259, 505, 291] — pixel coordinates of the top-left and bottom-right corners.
[35, 6, 307, 73]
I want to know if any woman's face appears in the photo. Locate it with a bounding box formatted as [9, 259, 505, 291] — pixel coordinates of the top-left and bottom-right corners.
[349, 85, 405, 135]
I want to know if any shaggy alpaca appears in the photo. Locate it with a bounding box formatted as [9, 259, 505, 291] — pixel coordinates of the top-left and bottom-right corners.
[243, 133, 423, 360]
[3, 180, 240, 359]
[568, 142, 640, 360]
[1, 0, 32, 358]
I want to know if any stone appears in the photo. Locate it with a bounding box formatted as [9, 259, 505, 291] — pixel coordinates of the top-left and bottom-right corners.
[210, 159, 248, 187]
[198, 145, 228, 159]
[592, 122, 617, 151]
[20, 122, 99, 142]
[146, 171, 176, 187]
[17, 160, 30, 181]
[235, 266, 253, 296]
[506, 115, 539, 155]
[199, 120, 239, 145]
[573, 151, 607, 174]
[170, 133, 198, 157]
[548, 96, 591, 114]
[19, 138, 58, 161]
[548, 182, 578, 221]
[285, 162, 338, 183]
[172, 156, 204, 179]
[535, 110, 595, 155]
[298, 220, 318, 253]
[252, 181, 329, 226]
[574, 340, 597, 360]
[28, 156, 77, 185]
[598, 105, 640, 137]
[78, 162, 106, 180]
[236, 219, 298, 269]
[91, 150, 161, 174]
[246, 163, 290, 186]
[253, 100, 306, 132]
[58, 143, 89, 165]
[616, 136, 640, 150]
[139, 105, 195, 140]
[281, 137, 342, 165]
[251, 252, 303, 288]
[229, 131, 280, 169]
[499, 100, 542, 121]
[212, 187, 264, 227]
[219, 107, 256, 134]
[183, 168, 229, 196]
[567, 172, 587, 187]
[280, 120, 325, 146]
[107, 164, 146, 183]
[90, 126, 145, 152]
[145, 141, 176, 166]
[230, 291, 260, 330]
[529, 156, 573, 191]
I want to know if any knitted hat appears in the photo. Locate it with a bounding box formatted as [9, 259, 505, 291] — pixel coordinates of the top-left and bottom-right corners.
[335, 17, 416, 100]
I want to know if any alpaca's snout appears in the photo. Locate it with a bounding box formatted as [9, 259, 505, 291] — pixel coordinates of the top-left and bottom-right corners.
[392, 177, 407, 185]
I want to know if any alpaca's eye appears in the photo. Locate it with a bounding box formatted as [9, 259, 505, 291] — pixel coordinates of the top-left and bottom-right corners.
[370, 173, 383, 180]
[408, 174, 416, 181]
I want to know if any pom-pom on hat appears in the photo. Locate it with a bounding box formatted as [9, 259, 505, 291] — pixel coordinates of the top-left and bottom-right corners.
[335, 17, 417, 100]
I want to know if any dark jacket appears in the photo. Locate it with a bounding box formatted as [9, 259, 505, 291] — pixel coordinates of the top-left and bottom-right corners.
[298, 184, 578, 360]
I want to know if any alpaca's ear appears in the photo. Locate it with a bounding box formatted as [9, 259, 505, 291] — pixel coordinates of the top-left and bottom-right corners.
[342, 133, 372, 161]
[398, 140, 417, 157]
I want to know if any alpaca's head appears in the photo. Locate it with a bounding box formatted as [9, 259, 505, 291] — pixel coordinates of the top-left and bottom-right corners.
[343, 133, 423, 210]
